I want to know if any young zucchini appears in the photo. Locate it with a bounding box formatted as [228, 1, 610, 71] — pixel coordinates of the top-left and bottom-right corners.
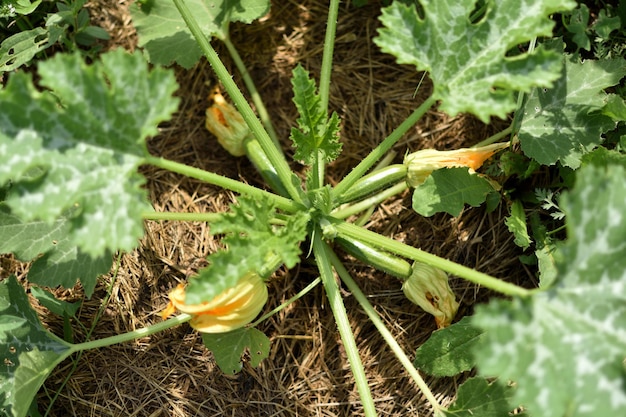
[335, 235, 412, 280]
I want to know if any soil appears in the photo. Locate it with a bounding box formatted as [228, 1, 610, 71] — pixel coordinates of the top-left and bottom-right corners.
[2, 0, 534, 416]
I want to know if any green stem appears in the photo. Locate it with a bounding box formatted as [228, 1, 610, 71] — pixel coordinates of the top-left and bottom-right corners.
[251, 277, 321, 327]
[332, 96, 436, 199]
[172, 0, 305, 205]
[223, 37, 281, 149]
[472, 126, 512, 148]
[144, 155, 302, 213]
[326, 248, 444, 415]
[142, 211, 224, 222]
[313, 234, 377, 417]
[69, 314, 192, 353]
[332, 182, 408, 220]
[336, 164, 407, 205]
[334, 221, 532, 297]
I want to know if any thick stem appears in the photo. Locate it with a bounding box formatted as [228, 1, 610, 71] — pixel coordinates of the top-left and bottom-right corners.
[332, 96, 436, 199]
[172, 0, 305, 205]
[313, 234, 377, 417]
[144, 155, 302, 213]
[334, 221, 532, 297]
[326, 247, 444, 414]
[69, 314, 192, 353]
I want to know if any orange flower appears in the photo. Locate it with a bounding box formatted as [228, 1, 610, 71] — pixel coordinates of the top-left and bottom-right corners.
[205, 89, 250, 157]
[161, 272, 268, 333]
[404, 142, 509, 187]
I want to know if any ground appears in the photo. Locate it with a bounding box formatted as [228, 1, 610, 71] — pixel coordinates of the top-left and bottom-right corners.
[2, 0, 533, 415]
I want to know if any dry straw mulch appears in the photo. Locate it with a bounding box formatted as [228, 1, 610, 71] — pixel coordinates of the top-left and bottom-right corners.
[3, 0, 534, 415]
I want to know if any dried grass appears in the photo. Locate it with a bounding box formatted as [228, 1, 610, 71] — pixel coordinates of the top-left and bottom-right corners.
[2, 0, 534, 415]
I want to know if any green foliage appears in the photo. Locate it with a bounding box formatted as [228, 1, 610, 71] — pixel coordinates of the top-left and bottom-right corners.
[412, 168, 497, 217]
[0, 276, 72, 417]
[413, 316, 483, 377]
[374, 0, 575, 122]
[0, 49, 179, 257]
[473, 163, 626, 417]
[202, 327, 270, 374]
[0, 205, 111, 297]
[505, 200, 532, 249]
[443, 377, 523, 417]
[131, 0, 270, 68]
[289, 64, 342, 166]
[518, 49, 626, 168]
[0, 0, 110, 72]
[185, 197, 309, 304]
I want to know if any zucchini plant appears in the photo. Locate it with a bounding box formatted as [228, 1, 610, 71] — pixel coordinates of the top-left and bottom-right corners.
[1, 0, 626, 416]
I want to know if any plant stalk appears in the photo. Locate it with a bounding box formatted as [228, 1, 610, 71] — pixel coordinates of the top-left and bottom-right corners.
[172, 0, 305, 205]
[325, 246, 444, 414]
[332, 181, 409, 219]
[144, 155, 302, 213]
[222, 37, 281, 149]
[332, 95, 436, 199]
[313, 234, 377, 417]
[334, 221, 532, 297]
[69, 314, 192, 353]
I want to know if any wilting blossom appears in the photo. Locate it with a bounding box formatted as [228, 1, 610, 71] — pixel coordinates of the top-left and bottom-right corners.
[205, 89, 250, 157]
[402, 262, 459, 328]
[404, 142, 509, 187]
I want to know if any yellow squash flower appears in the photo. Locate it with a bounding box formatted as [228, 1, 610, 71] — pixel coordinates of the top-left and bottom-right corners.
[402, 262, 459, 328]
[205, 89, 250, 157]
[161, 272, 268, 333]
[404, 142, 509, 187]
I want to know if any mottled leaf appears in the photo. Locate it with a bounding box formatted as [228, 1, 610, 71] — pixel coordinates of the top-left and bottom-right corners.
[0, 50, 179, 257]
[374, 0, 575, 122]
[0, 277, 72, 417]
[473, 164, 626, 417]
[519, 53, 626, 168]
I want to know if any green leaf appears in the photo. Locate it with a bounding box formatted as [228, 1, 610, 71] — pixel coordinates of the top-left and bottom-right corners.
[130, 0, 270, 68]
[593, 9, 621, 40]
[0, 277, 72, 417]
[30, 287, 81, 318]
[601, 95, 626, 122]
[0, 205, 111, 297]
[505, 200, 532, 250]
[0, 28, 49, 72]
[186, 197, 309, 304]
[444, 377, 522, 417]
[201, 327, 270, 374]
[414, 316, 483, 377]
[0, 50, 179, 257]
[473, 163, 626, 417]
[374, 0, 575, 122]
[519, 53, 626, 168]
[565, 4, 591, 51]
[412, 168, 496, 217]
[290, 65, 342, 166]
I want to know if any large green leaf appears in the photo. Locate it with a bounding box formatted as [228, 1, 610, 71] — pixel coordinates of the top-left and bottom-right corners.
[202, 327, 270, 374]
[0, 277, 72, 417]
[0, 205, 111, 297]
[374, 0, 575, 122]
[185, 197, 309, 304]
[0, 50, 179, 257]
[519, 53, 626, 168]
[130, 0, 270, 68]
[473, 163, 626, 417]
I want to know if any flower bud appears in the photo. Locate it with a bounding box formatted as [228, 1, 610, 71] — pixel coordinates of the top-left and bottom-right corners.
[402, 262, 459, 328]
[205, 89, 250, 157]
[161, 271, 268, 333]
[404, 142, 508, 187]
